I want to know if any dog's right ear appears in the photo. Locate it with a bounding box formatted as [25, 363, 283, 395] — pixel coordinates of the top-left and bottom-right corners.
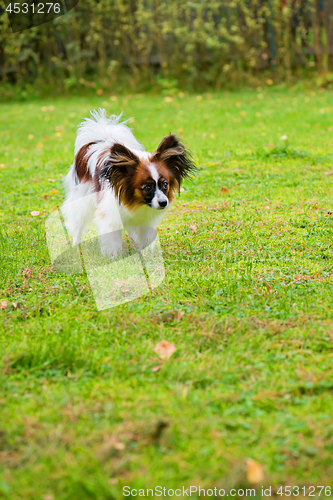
[100, 143, 140, 200]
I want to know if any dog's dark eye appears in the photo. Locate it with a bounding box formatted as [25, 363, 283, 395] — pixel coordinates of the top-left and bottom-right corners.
[143, 185, 152, 192]
[162, 181, 168, 190]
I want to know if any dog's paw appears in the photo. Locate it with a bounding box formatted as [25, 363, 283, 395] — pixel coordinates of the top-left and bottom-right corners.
[100, 244, 121, 259]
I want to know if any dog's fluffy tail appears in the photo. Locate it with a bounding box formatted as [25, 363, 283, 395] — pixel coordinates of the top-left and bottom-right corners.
[74, 108, 144, 155]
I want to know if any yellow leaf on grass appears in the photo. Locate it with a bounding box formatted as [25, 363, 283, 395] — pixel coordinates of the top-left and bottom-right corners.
[55, 132, 62, 137]
[164, 96, 173, 103]
[246, 458, 264, 483]
[0, 164, 4, 169]
[154, 340, 176, 360]
[36, 142, 43, 148]
[50, 189, 58, 194]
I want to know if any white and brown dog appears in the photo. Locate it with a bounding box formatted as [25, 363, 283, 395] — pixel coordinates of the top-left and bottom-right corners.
[62, 109, 195, 257]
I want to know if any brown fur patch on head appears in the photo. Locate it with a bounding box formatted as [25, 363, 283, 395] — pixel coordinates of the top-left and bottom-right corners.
[74, 142, 96, 183]
[99, 143, 141, 207]
[123, 159, 176, 210]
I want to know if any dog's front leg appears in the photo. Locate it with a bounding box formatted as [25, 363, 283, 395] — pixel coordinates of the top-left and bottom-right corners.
[94, 191, 124, 259]
[127, 226, 157, 251]
[98, 230, 123, 259]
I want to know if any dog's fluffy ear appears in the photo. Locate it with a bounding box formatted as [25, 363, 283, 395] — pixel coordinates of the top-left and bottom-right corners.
[152, 134, 196, 186]
[100, 143, 140, 200]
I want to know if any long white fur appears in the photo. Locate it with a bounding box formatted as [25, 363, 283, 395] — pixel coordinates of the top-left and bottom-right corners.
[62, 109, 168, 256]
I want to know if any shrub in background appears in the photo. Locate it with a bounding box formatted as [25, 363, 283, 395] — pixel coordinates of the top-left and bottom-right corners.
[0, 0, 332, 95]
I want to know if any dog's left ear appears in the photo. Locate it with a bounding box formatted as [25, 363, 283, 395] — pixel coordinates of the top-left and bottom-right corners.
[152, 134, 196, 186]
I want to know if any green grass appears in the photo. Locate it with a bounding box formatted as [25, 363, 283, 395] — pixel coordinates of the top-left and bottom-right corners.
[1, 88, 333, 499]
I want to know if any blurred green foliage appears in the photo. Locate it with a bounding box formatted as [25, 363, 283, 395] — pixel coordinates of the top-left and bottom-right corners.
[0, 0, 332, 95]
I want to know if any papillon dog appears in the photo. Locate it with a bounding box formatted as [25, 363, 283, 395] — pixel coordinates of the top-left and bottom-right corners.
[62, 109, 196, 257]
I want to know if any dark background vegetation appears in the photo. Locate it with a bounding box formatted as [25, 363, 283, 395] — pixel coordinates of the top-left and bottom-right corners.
[1, 0, 333, 98]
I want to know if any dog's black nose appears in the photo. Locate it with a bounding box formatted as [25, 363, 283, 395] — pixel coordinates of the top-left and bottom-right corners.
[159, 200, 168, 208]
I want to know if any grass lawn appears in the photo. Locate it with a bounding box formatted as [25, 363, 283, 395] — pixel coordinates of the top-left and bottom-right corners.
[1, 88, 333, 499]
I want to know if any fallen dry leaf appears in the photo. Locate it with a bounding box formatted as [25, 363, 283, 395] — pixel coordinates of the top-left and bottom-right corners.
[189, 224, 197, 235]
[1, 300, 8, 310]
[152, 365, 161, 372]
[96, 89, 104, 95]
[246, 458, 264, 483]
[43, 195, 49, 200]
[23, 267, 32, 278]
[164, 96, 173, 103]
[113, 441, 125, 450]
[12, 302, 18, 309]
[154, 340, 176, 360]
[31, 211, 40, 217]
[264, 282, 273, 294]
[268, 141, 274, 148]
[221, 186, 229, 193]
[50, 189, 58, 194]
[324, 170, 333, 175]
[175, 310, 184, 322]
